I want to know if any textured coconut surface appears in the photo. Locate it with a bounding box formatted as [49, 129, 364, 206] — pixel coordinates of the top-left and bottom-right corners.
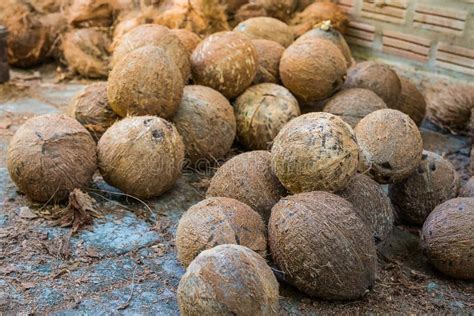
[0, 63, 473, 314]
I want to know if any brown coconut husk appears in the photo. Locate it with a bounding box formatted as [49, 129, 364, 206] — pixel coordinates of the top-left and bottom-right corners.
[289, 2, 348, 37]
[176, 197, 267, 267]
[269, 191, 377, 300]
[62, 27, 111, 78]
[28, 0, 66, 13]
[459, 176, 474, 197]
[271, 112, 359, 193]
[67, 0, 114, 27]
[421, 198, 474, 279]
[338, 173, 394, 250]
[426, 84, 474, 134]
[388, 151, 460, 225]
[234, 83, 300, 150]
[233, 3, 267, 25]
[344, 61, 402, 109]
[172, 85, 236, 164]
[111, 10, 150, 51]
[152, 0, 229, 35]
[107, 46, 184, 118]
[221, 0, 248, 16]
[111, 24, 191, 83]
[296, 21, 352, 67]
[355, 109, 423, 184]
[0, 1, 51, 67]
[233, 16, 294, 47]
[39, 12, 68, 59]
[207, 151, 286, 221]
[280, 38, 347, 103]
[97, 116, 185, 199]
[250, 0, 298, 22]
[393, 77, 426, 126]
[7, 114, 97, 203]
[169, 29, 201, 57]
[191, 31, 258, 99]
[69, 82, 119, 141]
[323, 88, 388, 128]
[177, 245, 279, 315]
[251, 39, 285, 84]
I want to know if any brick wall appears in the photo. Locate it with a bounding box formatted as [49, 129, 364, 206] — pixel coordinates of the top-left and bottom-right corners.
[335, 0, 474, 78]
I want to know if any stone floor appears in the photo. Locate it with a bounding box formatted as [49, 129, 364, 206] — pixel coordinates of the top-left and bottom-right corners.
[0, 64, 473, 314]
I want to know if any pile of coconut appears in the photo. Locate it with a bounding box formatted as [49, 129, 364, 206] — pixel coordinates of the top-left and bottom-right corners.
[5, 1, 474, 313]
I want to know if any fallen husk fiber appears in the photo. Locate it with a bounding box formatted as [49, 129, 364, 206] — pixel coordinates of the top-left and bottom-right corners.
[7, 114, 97, 203]
[67, 0, 115, 27]
[176, 197, 267, 267]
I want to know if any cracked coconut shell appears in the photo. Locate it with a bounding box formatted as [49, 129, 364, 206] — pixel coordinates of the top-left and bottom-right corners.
[338, 173, 394, 250]
[172, 85, 236, 164]
[97, 116, 184, 199]
[176, 197, 267, 267]
[1, 2, 51, 68]
[269, 191, 377, 300]
[296, 23, 352, 67]
[344, 61, 402, 109]
[289, 2, 348, 37]
[421, 198, 474, 279]
[280, 38, 347, 103]
[69, 82, 119, 141]
[111, 24, 191, 83]
[355, 109, 423, 184]
[107, 46, 184, 119]
[388, 151, 460, 225]
[178, 245, 279, 315]
[153, 0, 229, 35]
[207, 151, 287, 221]
[170, 29, 201, 57]
[426, 84, 474, 134]
[271, 112, 359, 193]
[234, 83, 300, 150]
[62, 28, 111, 79]
[7, 114, 97, 203]
[393, 77, 426, 126]
[233, 17, 294, 47]
[191, 31, 258, 99]
[251, 39, 285, 84]
[323, 88, 388, 128]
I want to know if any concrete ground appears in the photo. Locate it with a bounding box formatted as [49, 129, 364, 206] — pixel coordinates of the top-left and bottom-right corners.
[0, 64, 473, 314]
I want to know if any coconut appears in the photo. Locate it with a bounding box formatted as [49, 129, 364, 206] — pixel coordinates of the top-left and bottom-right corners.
[39, 12, 68, 59]
[233, 17, 294, 47]
[234, 83, 300, 150]
[250, 0, 298, 22]
[289, 2, 348, 37]
[28, 0, 62, 13]
[172, 85, 236, 164]
[344, 61, 402, 109]
[296, 22, 352, 67]
[97, 116, 184, 199]
[107, 46, 184, 118]
[111, 11, 149, 51]
[221, 0, 248, 16]
[426, 84, 474, 134]
[388, 151, 460, 225]
[153, 0, 229, 35]
[176, 197, 267, 266]
[421, 198, 474, 279]
[271, 112, 358, 193]
[338, 173, 394, 250]
[191, 31, 258, 99]
[7, 114, 97, 203]
[234, 3, 267, 24]
[111, 24, 191, 83]
[460, 177, 474, 197]
[280, 38, 347, 103]
[392, 77, 426, 126]
[0, 2, 51, 68]
[207, 151, 286, 220]
[62, 28, 111, 79]
[323, 88, 388, 128]
[169, 29, 201, 57]
[69, 82, 119, 141]
[355, 109, 423, 184]
[251, 39, 284, 84]
[177, 244, 279, 315]
[67, 0, 114, 27]
[269, 191, 377, 299]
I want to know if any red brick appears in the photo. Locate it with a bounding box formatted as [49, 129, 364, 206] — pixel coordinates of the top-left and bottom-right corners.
[383, 46, 429, 63]
[383, 37, 430, 56]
